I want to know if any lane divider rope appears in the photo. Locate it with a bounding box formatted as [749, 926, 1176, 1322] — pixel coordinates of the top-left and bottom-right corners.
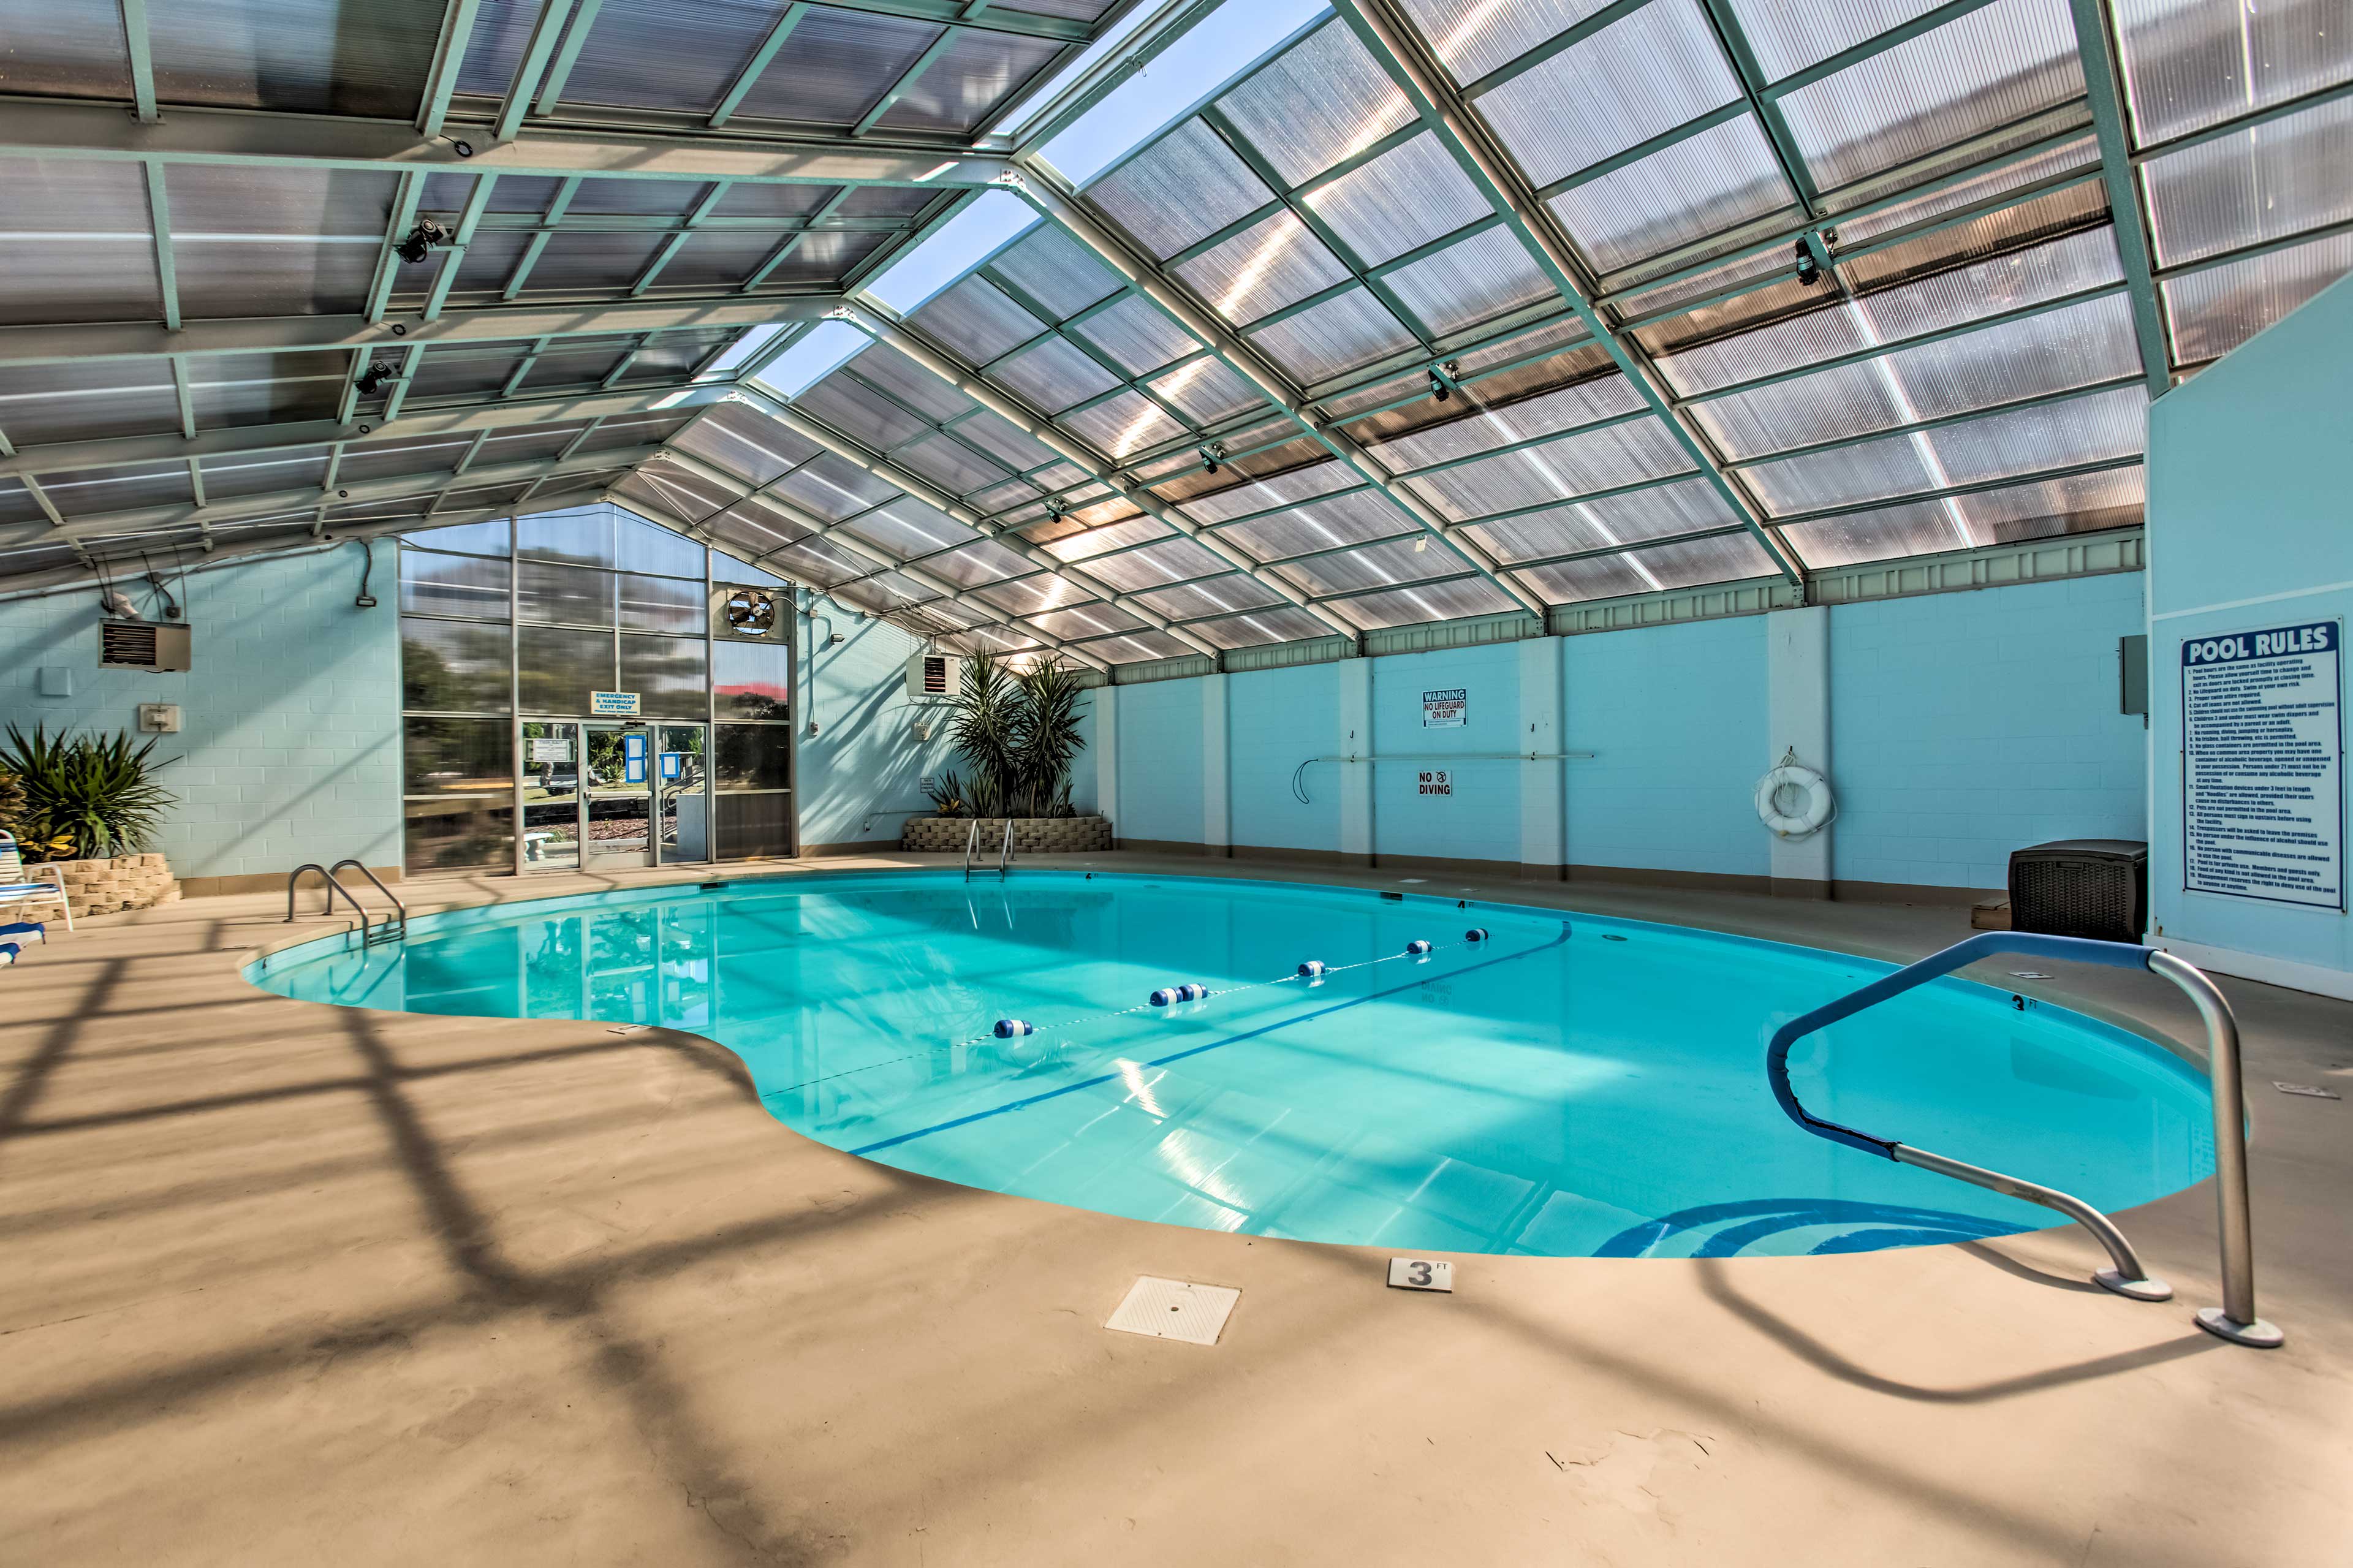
[763, 930, 1497, 1099]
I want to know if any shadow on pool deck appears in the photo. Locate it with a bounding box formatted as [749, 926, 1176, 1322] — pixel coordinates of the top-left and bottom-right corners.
[0, 852, 2346, 1566]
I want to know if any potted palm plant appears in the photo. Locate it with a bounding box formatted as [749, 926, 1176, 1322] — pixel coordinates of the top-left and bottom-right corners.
[0, 725, 183, 914]
[903, 656, 1113, 854]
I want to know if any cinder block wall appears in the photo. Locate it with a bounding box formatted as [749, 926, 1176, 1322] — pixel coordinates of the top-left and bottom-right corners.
[0, 547, 401, 890]
[1105, 572, 2148, 897]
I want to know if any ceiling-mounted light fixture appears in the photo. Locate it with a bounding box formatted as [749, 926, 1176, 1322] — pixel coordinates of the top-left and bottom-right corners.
[396, 219, 453, 265]
[1429, 368, 1450, 403]
[1199, 441, 1226, 476]
[1794, 238, 1822, 287]
[355, 362, 399, 397]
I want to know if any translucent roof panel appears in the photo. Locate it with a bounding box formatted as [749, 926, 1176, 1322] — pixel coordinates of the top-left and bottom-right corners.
[1726, 0, 1961, 82]
[2163, 230, 2353, 364]
[1781, 466, 2146, 567]
[1213, 20, 1419, 187]
[1692, 293, 2144, 459]
[1515, 530, 1778, 601]
[1086, 120, 1279, 260]
[1476, 0, 1743, 188]
[2115, 0, 2353, 145]
[1776, 0, 2085, 190]
[1547, 115, 1798, 275]
[2140, 96, 2353, 268]
[1742, 384, 2148, 515]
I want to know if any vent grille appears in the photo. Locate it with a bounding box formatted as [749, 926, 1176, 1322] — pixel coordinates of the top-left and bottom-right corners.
[100, 621, 160, 667]
[99, 620, 189, 671]
[920, 654, 949, 694]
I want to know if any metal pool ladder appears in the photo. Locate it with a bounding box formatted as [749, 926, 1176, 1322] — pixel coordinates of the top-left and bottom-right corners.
[286, 858, 408, 945]
[960, 819, 1012, 882]
[1765, 931, 2282, 1347]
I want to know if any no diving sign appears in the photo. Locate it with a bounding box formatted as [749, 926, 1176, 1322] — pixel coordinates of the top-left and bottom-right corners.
[1419, 769, 1452, 797]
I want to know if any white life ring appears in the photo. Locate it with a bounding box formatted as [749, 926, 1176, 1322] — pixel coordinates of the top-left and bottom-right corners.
[1756, 762, 1835, 839]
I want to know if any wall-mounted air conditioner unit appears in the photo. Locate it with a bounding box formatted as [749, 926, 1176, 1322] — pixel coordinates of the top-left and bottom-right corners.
[907, 652, 961, 699]
[99, 620, 191, 672]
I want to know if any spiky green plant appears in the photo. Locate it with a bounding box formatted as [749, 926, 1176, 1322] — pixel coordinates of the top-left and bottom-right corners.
[0, 725, 176, 861]
[939, 653, 1089, 818]
[1009, 658, 1087, 817]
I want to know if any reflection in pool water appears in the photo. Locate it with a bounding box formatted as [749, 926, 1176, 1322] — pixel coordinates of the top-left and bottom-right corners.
[252, 873, 2214, 1259]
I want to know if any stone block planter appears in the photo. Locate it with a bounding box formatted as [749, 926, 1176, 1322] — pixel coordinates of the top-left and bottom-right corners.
[41, 852, 181, 916]
[901, 815, 1113, 855]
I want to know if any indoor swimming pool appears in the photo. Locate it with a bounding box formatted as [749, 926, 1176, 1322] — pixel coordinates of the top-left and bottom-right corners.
[248, 873, 2215, 1260]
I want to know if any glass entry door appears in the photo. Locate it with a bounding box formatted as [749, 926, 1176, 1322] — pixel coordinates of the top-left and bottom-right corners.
[519, 719, 710, 874]
[584, 722, 653, 869]
[653, 724, 708, 863]
[520, 720, 583, 871]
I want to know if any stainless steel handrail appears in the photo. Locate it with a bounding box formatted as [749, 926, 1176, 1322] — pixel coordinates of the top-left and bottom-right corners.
[1765, 930, 2282, 1347]
[330, 858, 407, 938]
[961, 819, 980, 882]
[284, 862, 373, 944]
[996, 818, 1013, 879]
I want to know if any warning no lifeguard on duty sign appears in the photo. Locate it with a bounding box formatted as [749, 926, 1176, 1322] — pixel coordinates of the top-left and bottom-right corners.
[2181, 618, 2343, 911]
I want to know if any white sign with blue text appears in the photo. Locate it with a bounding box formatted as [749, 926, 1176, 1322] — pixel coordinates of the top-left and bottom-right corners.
[1422, 688, 1466, 727]
[2181, 619, 2343, 909]
[589, 690, 640, 717]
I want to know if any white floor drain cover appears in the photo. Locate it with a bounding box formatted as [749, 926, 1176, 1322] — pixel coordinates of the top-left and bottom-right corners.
[1105, 1276, 1240, 1345]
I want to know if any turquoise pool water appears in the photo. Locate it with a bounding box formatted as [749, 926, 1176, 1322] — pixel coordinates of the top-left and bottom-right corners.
[248, 872, 2215, 1259]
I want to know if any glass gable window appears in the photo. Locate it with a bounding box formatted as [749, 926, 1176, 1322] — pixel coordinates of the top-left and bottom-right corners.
[397, 502, 797, 876]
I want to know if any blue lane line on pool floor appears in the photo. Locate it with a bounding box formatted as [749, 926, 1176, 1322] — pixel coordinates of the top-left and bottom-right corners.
[848, 923, 1572, 1158]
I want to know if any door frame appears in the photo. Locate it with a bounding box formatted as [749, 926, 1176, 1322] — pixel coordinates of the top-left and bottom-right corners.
[516, 716, 713, 874]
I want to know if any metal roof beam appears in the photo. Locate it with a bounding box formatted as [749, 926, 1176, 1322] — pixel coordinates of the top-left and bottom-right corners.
[0, 295, 844, 368]
[0, 447, 651, 550]
[1330, 0, 1806, 588]
[0, 382, 729, 481]
[0, 493, 593, 604]
[2064, 0, 2173, 395]
[0, 99, 1023, 187]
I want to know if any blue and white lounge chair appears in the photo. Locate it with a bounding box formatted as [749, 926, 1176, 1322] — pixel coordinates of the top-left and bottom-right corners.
[0, 832, 72, 932]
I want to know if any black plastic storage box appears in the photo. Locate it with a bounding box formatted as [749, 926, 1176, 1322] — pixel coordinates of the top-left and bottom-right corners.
[2007, 839, 2149, 944]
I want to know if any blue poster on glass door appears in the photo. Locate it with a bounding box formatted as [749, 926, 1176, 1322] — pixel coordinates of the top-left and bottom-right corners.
[623, 731, 647, 784]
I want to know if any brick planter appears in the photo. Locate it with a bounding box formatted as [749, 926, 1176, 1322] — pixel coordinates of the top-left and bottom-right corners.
[41, 853, 181, 916]
[901, 815, 1113, 855]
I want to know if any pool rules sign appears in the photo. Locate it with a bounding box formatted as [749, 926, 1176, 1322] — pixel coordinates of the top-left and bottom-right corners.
[2181, 620, 2344, 909]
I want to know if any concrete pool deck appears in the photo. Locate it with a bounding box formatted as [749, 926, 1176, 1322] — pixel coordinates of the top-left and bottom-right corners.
[2, 853, 2347, 1566]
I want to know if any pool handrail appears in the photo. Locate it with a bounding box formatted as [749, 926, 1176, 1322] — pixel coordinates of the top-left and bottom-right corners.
[284, 862, 373, 945]
[997, 817, 1013, 879]
[961, 819, 979, 882]
[329, 858, 407, 939]
[1765, 930, 2281, 1347]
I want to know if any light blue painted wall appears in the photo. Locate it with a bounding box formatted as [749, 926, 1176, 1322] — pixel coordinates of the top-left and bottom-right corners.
[1367, 643, 1525, 865]
[1228, 662, 1341, 853]
[2147, 270, 2353, 979]
[1103, 573, 2145, 888]
[1564, 615, 1770, 879]
[796, 607, 957, 849]
[0, 547, 401, 881]
[1832, 573, 2147, 890]
[1115, 676, 1205, 843]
